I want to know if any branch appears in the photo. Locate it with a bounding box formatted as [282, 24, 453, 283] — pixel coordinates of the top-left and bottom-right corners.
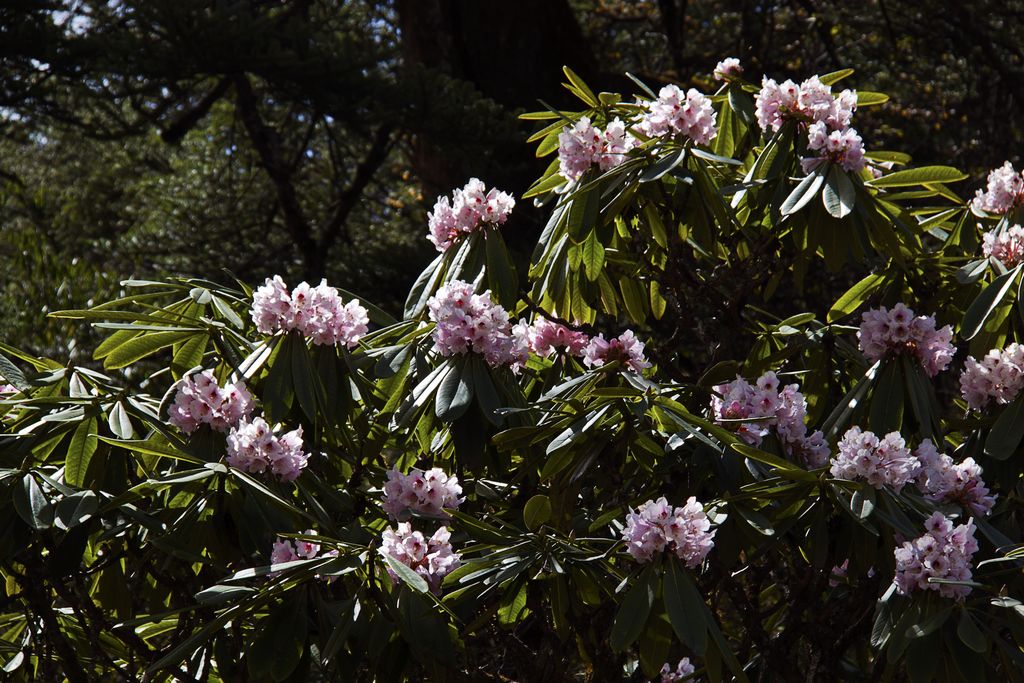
[160, 78, 230, 144]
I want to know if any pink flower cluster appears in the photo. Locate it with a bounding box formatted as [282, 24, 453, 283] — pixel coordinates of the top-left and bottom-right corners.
[0, 384, 17, 395]
[269, 531, 338, 580]
[982, 225, 1024, 269]
[830, 427, 920, 492]
[621, 496, 716, 567]
[168, 370, 253, 434]
[710, 372, 830, 468]
[427, 178, 515, 252]
[894, 512, 978, 600]
[915, 440, 996, 517]
[226, 417, 309, 482]
[251, 276, 369, 347]
[713, 57, 742, 81]
[427, 280, 527, 368]
[802, 122, 865, 173]
[858, 303, 955, 377]
[639, 85, 717, 145]
[960, 343, 1024, 411]
[972, 161, 1024, 215]
[382, 467, 464, 519]
[660, 658, 696, 682]
[523, 317, 589, 358]
[379, 523, 461, 594]
[557, 116, 636, 181]
[756, 75, 856, 133]
[582, 330, 651, 374]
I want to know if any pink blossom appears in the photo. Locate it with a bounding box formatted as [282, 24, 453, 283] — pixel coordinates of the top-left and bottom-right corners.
[427, 178, 515, 252]
[382, 467, 464, 519]
[982, 224, 1024, 268]
[894, 512, 978, 600]
[226, 417, 310, 482]
[427, 280, 527, 368]
[167, 370, 253, 434]
[622, 496, 715, 567]
[660, 657, 697, 682]
[379, 523, 461, 594]
[755, 76, 856, 133]
[710, 372, 830, 467]
[802, 122, 866, 173]
[830, 427, 920, 492]
[857, 303, 955, 377]
[960, 343, 1024, 411]
[270, 531, 338, 581]
[250, 277, 368, 347]
[524, 318, 589, 358]
[583, 330, 651, 374]
[639, 85, 717, 145]
[972, 161, 1024, 215]
[915, 440, 996, 517]
[557, 117, 636, 181]
[713, 58, 742, 81]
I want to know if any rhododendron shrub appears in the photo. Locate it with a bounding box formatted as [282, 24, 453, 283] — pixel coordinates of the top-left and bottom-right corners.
[2, 63, 1024, 682]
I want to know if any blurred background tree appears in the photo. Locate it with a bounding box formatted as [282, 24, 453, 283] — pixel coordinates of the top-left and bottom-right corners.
[1, 0, 1022, 358]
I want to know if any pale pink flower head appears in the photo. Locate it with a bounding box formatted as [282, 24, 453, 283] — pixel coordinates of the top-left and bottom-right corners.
[583, 330, 652, 374]
[168, 370, 254, 434]
[599, 118, 637, 171]
[894, 512, 978, 600]
[915, 440, 996, 517]
[982, 225, 1024, 269]
[622, 496, 715, 567]
[557, 116, 602, 181]
[756, 75, 856, 134]
[382, 467, 464, 519]
[639, 85, 718, 145]
[972, 161, 1024, 215]
[830, 426, 920, 492]
[251, 276, 293, 334]
[802, 122, 866, 173]
[226, 417, 310, 482]
[250, 277, 368, 347]
[379, 522, 461, 594]
[960, 343, 1024, 411]
[427, 178, 514, 251]
[857, 303, 955, 377]
[660, 657, 697, 682]
[427, 280, 525, 368]
[713, 57, 742, 81]
[525, 318, 589, 358]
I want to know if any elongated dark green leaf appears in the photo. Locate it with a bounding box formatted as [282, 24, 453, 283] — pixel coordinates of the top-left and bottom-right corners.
[384, 552, 429, 593]
[436, 357, 473, 421]
[581, 231, 605, 281]
[957, 610, 987, 653]
[781, 168, 826, 216]
[961, 267, 1020, 340]
[247, 595, 307, 682]
[869, 359, 904, 434]
[13, 474, 53, 530]
[103, 331, 193, 369]
[523, 494, 552, 530]
[828, 273, 885, 322]
[867, 165, 967, 187]
[823, 166, 855, 218]
[639, 148, 686, 183]
[107, 401, 134, 439]
[65, 416, 99, 487]
[610, 565, 656, 651]
[663, 556, 708, 655]
[984, 394, 1024, 460]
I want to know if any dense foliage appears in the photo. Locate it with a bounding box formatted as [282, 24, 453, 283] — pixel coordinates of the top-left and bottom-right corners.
[3, 61, 1024, 682]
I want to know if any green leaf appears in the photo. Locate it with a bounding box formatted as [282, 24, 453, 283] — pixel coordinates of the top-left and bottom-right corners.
[436, 357, 473, 421]
[523, 494, 552, 530]
[383, 552, 429, 593]
[581, 232, 605, 281]
[961, 267, 1020, 340]
[828, 272, 885, 322]
[664, 556, 708, 655]
[247, 596, 308, 682]
[780, 168, 825, 216]
[869, 359, 904, 435]
[290, 334, 318, 423]
[984, 393, 1024, 460]
[65, 416, 99, 487]
[822, 166, 856, 218]
[957, 610, 987, 653]
[639, 148, 686, 183]
[562, 65, 598, 106]
[13, 474, 53, 530]
[619, 277, 648, 323]
[171, 333, 208, 379]
[867, 165, 968, 187]
[54, 490, 99, 530]
[107, 401, 134, 439]
[103, 331, 193, 369]
[610, 565, 656, 652]
[819, 68, 855, 85]
[856, 91, 890, 106]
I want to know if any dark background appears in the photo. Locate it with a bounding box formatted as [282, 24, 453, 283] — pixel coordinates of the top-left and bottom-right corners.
[2, 0, 1022, 358]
